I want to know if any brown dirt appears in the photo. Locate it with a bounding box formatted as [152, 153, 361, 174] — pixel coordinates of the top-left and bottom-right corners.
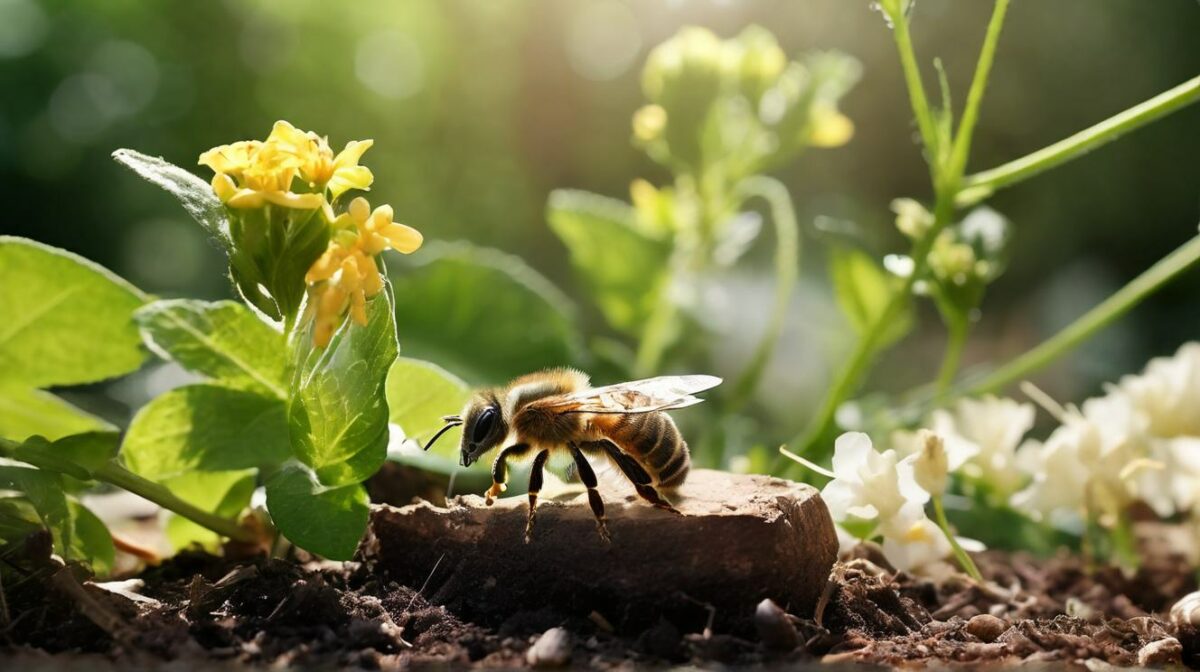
[1, 466, 1197, 669]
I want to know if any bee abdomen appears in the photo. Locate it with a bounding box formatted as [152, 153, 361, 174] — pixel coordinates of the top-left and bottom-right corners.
[612, 412, 690, 488]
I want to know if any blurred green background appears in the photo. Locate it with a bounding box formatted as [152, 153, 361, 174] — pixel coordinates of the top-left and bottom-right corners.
[1, 0, 1198, 440]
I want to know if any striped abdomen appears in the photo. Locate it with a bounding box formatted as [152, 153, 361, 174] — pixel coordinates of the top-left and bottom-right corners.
[601, 412, 690, 488]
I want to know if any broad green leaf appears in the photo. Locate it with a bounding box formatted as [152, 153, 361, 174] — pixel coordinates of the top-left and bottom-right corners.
[111, 149, 231, 247]
[386, 357, 470, 443]
[8, 432, 119, 482]
[0, 384, 113, 442]
[122, 384, 289, 480]
[290, 289, 396, 486]
[829, 246, 912, 348]
[67, 500, 115, 576]
[388, 241, 583, 384]
[0, 463, 71, 558]
[265, 462, 369, 561]
[547, 190, 672, 335]
[163, 470, 256, 552]
[135, 299, 288, 398]
[0, 497, 42, 544]
[0, 237, 148, 388]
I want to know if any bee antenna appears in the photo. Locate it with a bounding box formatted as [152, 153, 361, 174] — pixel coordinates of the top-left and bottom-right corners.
[423, 419, 463, 452]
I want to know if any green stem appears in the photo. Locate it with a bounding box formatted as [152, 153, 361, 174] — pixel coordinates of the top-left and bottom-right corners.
[936, 319, 970, 395]
[883, 0, 941, 178]
[932, 495, 983, 582]
[728, 176, 799, 411]
[946, 0, 1010, 181]
[94, 461, 255, 543]
[958, 233, 1200, 397]
[958, 74, 1200, 206]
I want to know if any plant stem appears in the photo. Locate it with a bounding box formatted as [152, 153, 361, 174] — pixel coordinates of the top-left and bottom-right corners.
[932, 495, 983, 582]
[728, 176, 799, 411]
[633, 289, 678, 378]
[883, 0, 941, 179]
[958, 233, 1200, 397]
[94, 461, 255, 543]
[936, 319, 969, 395]
[958, 74, 1200, 206]
[946, 0, 1010, 182]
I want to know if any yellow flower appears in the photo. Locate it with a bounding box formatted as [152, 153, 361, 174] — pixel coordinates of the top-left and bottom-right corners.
[198, 140, 262, 178]
[266, 120, 375, 199]
[304, 196, 422, 347]
[198, 130, 323, 210]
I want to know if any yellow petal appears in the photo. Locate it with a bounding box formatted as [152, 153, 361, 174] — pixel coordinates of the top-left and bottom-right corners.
[329, 166, 375, 199]
[261, 190, 325, 210]
[348, 197, 371, 224]
[382, 222, 423, 254]
[211, 173, 239, 203]
[357, 254, 384, 296]
[349, 290, 368, 326]
[306, 247, 342, 283]
[226, 189, 267, 209]
[332, 139, 374, 170]
[198, 140, 261, 175]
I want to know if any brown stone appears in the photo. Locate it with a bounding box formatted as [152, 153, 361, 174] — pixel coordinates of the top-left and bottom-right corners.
[363, 469, 837, 632]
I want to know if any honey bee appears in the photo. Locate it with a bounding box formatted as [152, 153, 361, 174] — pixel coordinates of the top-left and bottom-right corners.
[423, 368, 721, 543]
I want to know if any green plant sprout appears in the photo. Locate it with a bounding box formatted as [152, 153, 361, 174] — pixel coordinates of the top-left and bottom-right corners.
[785, 0, 1200, 474]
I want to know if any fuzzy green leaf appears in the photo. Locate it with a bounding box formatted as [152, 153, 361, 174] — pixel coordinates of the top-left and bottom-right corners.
[111, 149, 231, 246]
[289, 289, 397, 487]
[0, 237, 147, 389]
[66, 500, 115, 576]
[385, 357, 473, 473]
[0, 463, 71, 558]
[265, 462, 369, 561]
[121, 384, 290, 480]
[547, 190, 672, 335]
[388, 242, 582, 384]
[135, 299, 288, 398]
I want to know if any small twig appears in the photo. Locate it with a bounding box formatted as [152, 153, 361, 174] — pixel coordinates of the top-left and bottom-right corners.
[813, 565, 842, 628]
[49, 566, 135, 646]
[404, 552, 446, 615]
[677, 593, 716, 639]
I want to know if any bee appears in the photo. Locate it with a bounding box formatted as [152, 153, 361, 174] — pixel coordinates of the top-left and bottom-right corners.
[423, 368, 721, 543]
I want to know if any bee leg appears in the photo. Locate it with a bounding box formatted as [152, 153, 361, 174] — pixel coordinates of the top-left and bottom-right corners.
[569, 443, 611, 543]
[524, 449, 550, 544]
[487, 443, 529, 505]
[593, 440, 682, 515]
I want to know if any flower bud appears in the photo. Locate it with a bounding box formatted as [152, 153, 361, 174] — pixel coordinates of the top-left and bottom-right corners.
[892, 198, 933, 240]
[726, 26, 786, 106]
[913, 430, 949, 496]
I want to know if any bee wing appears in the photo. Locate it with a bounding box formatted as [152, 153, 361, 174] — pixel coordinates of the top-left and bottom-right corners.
[545, 375, 722, 414]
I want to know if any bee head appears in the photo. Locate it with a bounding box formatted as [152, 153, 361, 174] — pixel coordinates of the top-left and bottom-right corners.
[422, 393, 507, 468]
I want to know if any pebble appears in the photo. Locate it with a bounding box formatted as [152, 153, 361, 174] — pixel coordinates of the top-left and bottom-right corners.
[1137, 637, 1182, 667]
[526, 627, 572, 668]
[1170, 591, 1200, 627]
[965, 614, 1008, 643]
[754, 598, 799, 652]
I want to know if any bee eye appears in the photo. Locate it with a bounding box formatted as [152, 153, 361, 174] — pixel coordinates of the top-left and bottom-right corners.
[472, 407, 496, 444]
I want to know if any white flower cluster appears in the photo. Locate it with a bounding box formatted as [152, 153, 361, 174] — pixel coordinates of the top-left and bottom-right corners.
[823, 341, 1200, 573]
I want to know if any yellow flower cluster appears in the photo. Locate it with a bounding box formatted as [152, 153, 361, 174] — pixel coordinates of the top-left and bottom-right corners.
[199, 121, 424, 347]
[305, 197, 423, 347]
[199, 120, 374, 211]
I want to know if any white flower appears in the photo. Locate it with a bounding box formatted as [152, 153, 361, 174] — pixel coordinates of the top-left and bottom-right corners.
[1120, 342, 1200, 438]
[879, 505, 953, 572]
[1012, 391, 1147, 525]
[822, 432, 927, 526]
[931, 395, 1034, 496]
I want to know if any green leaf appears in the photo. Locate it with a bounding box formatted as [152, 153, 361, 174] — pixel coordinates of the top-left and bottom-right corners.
[111, 149, 231, 247]
[547, 190, 672, 335]
[0, 384, 113, 442]
[386, 357, 470, 443]
[9, 432, 119, 481]
[265, 462, 369, 561]
[289, 289, 397, 486]
[0, 463, 71, 558]
[135, 299, 288, 398]
[388, 241, 583, 384]
[162, 470, 256, 552]
[0, 237, 148, 388]
[66, 500, 115, 576]
[121, 384, 290, 480]
[829, 246, 912, 348]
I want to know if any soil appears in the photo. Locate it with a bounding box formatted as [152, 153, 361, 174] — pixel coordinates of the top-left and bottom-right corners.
[2, 467, 1198, 669]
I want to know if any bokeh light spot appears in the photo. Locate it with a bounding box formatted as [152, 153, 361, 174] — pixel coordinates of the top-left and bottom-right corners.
[0, 0, 48, 58]
[355, 30, 425, 100]
[565, 1, 641, 82]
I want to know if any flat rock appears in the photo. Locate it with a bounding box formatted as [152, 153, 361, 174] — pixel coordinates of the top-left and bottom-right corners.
[363, 469, 836, 632]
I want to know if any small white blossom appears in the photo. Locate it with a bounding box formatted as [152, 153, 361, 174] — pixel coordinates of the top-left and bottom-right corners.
[912, 431, 949, 496]
[1012, 392, 1147, 525]
[822, 432, 927, 525]
[879, 506, 953, 572]
[931, 395, 1034, 497]
[1119, 342, 1200, 438]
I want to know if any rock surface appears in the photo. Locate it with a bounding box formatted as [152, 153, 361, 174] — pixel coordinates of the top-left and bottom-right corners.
[363, 469, 837, 632]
